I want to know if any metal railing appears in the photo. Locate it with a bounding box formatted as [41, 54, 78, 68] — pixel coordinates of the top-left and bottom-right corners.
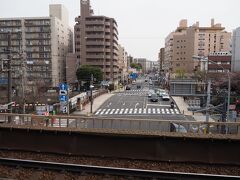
[0, 113, 240, 135]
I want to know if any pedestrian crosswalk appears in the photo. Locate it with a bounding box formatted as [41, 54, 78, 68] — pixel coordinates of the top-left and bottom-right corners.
[95, 108, 180, 116]
[119, 90, 148, 96]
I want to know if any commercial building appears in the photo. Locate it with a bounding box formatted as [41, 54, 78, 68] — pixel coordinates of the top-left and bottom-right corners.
[164, 19, 231, 75]
[0, 4, 73, 90]
[231, 27, 240, 72]
[74, 0, 119, 83]
[208, 52, 231, 73]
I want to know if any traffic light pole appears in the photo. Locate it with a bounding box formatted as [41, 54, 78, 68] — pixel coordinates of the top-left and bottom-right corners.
[7, 32, 12, 122]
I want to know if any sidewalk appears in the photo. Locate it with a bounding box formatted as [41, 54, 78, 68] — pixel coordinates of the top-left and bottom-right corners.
[73, 92, 114, 116]
[172, 96, 214, 122]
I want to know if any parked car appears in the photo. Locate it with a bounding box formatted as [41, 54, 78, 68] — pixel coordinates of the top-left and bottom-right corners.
[162, 93, 170, 101]
[126, 86, 131, 90]
[150, 93, 159, 102]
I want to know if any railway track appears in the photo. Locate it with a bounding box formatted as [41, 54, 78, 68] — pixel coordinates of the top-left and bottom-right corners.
[0, 157, 239, 179]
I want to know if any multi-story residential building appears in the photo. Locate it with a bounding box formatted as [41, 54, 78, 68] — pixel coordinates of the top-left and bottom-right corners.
[133, 58, 147, 73]
[158, 48, 165, 71]
[0, 4, 73, 90]
[164, 19, 231, 74]
[74, 0, 119, 84]
[127, 55, 134, 68]
[118, 44, 128, 83]
[232, 27, 240, 72]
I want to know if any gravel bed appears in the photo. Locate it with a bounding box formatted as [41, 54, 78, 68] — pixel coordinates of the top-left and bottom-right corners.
[0, 150, 239, 179]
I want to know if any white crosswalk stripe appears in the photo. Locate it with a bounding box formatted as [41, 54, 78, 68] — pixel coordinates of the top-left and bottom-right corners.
[95, 108, 182, 116]
[110, 109, 115, 114]
[152, 108, 156, 114]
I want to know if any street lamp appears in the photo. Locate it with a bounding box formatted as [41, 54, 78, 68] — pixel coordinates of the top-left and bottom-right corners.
[192, 55, 231, 124]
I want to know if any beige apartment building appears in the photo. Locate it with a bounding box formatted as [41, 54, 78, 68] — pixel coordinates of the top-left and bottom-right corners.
[74, 0, 119, 83]
[164, 19, 231, 75]
[118, 44, 128, 83]
[0, 4, 73, 89]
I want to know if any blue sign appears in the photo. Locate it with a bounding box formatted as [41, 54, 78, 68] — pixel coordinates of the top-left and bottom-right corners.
[59, 95, 68, 102]
[59, 83, 68, 91]
[129, 73, 137, 80]
[0, 78, 8, 85]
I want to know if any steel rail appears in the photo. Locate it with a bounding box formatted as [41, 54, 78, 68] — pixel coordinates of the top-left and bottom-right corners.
[0, 157, 239, 179]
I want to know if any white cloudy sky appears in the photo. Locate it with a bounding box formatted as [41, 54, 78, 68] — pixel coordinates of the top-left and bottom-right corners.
[1, 0, 240, 61]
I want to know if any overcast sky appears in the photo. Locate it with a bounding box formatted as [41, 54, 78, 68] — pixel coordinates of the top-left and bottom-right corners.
[1, 0, 240, 61]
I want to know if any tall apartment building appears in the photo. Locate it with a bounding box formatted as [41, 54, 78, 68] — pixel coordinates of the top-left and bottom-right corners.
[133, 58, 147, 73]
[74, 0, 119, 83]
[232, 27, 240, 72]
[158, 48, 165, 71]
[118, 44, 128, 83]
[164, 19, 231, 74]
[0, 4, 73, 90]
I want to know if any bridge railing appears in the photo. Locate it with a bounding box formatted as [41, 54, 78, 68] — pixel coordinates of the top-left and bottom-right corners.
[0, 113, 239, 135]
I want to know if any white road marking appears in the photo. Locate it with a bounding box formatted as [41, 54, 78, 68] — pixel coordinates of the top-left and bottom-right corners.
[166, 109, 170, 114]
[161, 109, 165, 114]
[134, 108, 138, 114]
[157, 108, 161, 114]
[175, 109, 180, 114]
[152, 108, 156, 114]
[105, 109, 111, 114]
[129, 108, 133, 114]
[124, 108, 129, 114]
[115, 109, 120, 114]
[95, 109, 101, 115]
[143, 108, 147, 114]
[100, 109, 106, 115]
[110, 109, 115, 114]
[139, 108, 142, 114]
[148, 108, 151, 114]
[119, 109, 124, 114]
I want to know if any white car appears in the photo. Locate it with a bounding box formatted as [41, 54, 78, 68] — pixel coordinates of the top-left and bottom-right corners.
[147, 90, 155, 97]
[162, 93, 170, 101]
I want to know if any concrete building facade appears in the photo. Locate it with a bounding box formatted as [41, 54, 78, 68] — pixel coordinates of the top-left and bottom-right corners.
[118, 44, 128, 83]
[208, 52, 231, 73]
[164, 19, 231, 75]
[158, 48, 165, 71]
[232, 27, 240, 72]
[74, 0, 119, 83]
[0, 4, 73, 89]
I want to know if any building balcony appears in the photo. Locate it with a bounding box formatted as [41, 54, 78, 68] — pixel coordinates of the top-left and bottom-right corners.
[105, 55, 111, 59]
[86, 41, 104, 46]
[85, 27, 105, 32]
[86, 54, 104, 59]
[85, 21, 104, 25]
[86, 60, 104, 66]
[105, 21, 111, 26]
[86, 48, 104, 52]
[105, 35, 111, 39]
[87, 34, 104, 39]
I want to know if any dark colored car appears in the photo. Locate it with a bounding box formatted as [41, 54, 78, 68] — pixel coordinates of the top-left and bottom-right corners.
[150, 93, 158, 102]
[137, 84, 141, 89]
[126, 86, 131, 90]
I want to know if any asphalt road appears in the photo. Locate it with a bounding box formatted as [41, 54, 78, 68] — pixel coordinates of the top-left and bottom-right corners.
[94, 77, 186, 121]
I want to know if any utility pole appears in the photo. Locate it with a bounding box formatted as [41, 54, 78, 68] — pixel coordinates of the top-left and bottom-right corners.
[7, 32, 12, 121]
[90, 74, 94, 114]
[21, 52, 27, 114]
[206, 80, 211, 133]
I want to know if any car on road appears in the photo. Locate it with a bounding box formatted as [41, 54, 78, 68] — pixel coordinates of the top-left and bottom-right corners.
[150, 93, 159, 102]
[148, 90, 155, 97]
[145, 79, 148, 82]
[137, 84, 141, 89]
[162, 93, 170, 101]
[126, 86, 131, 90]
[132, 80, 136, 85]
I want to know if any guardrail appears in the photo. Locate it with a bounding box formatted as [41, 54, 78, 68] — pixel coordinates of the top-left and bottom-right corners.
[0, 113, 240, 135]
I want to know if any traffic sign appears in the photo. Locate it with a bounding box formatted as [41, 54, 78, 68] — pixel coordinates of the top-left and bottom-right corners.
[59, 83, 68, 91]
[59, 90, 67, 96]
[59, 95, 68, 102]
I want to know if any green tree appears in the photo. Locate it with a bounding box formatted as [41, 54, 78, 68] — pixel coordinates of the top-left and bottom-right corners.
[76, 65, 103, 83]
[130, 63, 142, 71]
[175, 69, 186, 79]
